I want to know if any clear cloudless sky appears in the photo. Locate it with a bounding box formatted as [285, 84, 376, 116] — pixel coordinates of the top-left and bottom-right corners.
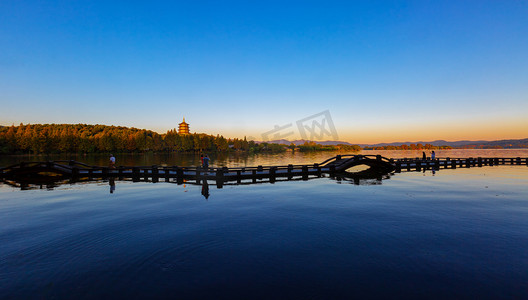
[1, 0, 527, 144]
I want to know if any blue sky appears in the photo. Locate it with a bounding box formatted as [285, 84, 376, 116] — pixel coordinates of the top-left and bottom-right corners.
[1, 1, 527, 143]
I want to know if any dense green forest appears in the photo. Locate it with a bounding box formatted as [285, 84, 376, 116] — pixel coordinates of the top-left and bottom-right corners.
[4, 124, 485, 155]
[0, 124, 285, 154]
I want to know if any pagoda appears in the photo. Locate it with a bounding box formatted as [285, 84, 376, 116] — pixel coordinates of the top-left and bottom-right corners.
[178, 117, 190, 135]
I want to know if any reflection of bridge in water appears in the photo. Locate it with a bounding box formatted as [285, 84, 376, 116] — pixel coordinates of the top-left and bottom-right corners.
[1, 155, 527, 191]
[0, 171, 393, 194]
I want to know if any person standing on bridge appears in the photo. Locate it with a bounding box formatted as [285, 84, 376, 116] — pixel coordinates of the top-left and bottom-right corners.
[109, 154, 116, 169]
[431, 151, 436, 160]
[203, 154, 210, 174]
[422, 152, 426, 160]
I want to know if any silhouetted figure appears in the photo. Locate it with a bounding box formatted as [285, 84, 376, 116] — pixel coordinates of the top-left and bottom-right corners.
[201, 180, 210, 199]
[422, 152, 426, 160]
[109, 178, 116, 193]
[431, 151, 436, 160]
[109, 154, 116, 169]
[203, 154, 210, 174]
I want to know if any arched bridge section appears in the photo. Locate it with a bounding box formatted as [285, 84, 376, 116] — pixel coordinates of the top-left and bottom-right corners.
[320, 155, 396, 173]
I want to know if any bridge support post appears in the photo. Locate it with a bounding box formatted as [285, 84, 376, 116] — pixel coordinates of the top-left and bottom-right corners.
[287, 164, 293, 178]
[176, 167, 183, 184]
[72, 167, 79, 180]
[478, 157, 482, 167]
[302, 165, 308, 180]
[314, 163, 321, 176]
[102, 167, 108, 179]
[196, 168, 201, 184]
[237, 170, 242, 184]
[152, 166, 159, 183]
[164, 167, 170, 182]
[517, 157, 521, 165]
[216, 168, 224, 188]
[270, 167, 276, 183]
[132, 167, 139, 182]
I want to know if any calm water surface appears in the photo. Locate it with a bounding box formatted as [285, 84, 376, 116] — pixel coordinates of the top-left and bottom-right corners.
[2, 149, 527, 168]
[1, 151, 528, 299]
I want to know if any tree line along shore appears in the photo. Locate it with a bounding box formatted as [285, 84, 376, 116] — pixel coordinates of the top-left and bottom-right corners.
[0, 124, 457, 155]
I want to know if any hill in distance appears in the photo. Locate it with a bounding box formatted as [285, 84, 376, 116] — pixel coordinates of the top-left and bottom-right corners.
[263, 138, 528, 149]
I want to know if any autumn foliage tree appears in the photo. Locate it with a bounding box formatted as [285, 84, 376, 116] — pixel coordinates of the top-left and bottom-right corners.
[0, 124, 255, 154]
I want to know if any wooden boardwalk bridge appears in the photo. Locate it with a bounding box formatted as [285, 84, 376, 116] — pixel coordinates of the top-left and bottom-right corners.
[1, 155, 527, 187]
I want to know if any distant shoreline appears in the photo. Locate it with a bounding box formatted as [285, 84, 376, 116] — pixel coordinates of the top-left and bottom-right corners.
[1, 124, 526, 155]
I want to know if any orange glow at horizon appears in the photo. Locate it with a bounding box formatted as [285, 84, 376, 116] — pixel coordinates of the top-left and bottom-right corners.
[338, 118, 528, 144]
[148, 115, 528, 145]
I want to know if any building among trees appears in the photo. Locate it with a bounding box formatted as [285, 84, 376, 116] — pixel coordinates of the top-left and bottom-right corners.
[178, 118, 190, 135]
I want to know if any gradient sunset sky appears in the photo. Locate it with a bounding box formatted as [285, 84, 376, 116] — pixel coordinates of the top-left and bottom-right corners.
[1, 1, 527, 144]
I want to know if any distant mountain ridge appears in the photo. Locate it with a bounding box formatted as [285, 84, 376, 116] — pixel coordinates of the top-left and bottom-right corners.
[359, 138, 528, 148]
[263, 138, 528, 148]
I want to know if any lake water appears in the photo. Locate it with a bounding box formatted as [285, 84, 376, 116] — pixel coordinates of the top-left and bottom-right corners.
[2, 149, 527, 168]
[1, 150, 528, 299]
